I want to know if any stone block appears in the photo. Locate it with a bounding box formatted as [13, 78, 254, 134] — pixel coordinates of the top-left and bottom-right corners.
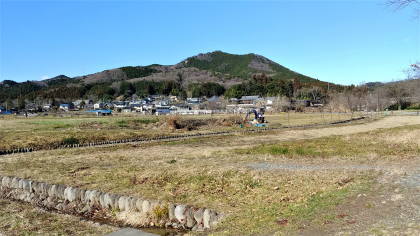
[174, 205, 187, 224]
[1, 176, 11, 188]
[11, 177, 20, 188]
[168, 203, 176, 221]
[142, 200, 151, 214]
[193, 208, 204, 226]
[64, 187, 77, 202]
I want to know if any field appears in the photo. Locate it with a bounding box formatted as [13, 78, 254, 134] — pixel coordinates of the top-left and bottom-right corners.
[0, 113, 419, 235]
[0, 112, 358, 150]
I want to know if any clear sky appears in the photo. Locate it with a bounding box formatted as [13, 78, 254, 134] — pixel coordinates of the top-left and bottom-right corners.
[0, 0, 419, 85]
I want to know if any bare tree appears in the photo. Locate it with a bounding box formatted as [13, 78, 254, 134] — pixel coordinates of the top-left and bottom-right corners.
[406, 62, 420, 79]
[387, 83, 410, 110]
[388, 0, 419, 9]
[388, 0, 419, 16]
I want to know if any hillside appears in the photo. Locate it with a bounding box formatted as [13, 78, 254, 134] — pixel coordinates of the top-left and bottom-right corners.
[178, 51, 316, 83]
[0, 51, 333, 103]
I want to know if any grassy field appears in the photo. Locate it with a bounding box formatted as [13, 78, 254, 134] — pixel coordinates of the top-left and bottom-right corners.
[236, 124, 420, 160]
[0, 199, 116, 235]
[1, 115, 418, 235]
[0, 112, 361, 150]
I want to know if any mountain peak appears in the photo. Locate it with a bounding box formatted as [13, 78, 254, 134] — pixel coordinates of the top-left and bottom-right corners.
[178, 51, 311, 82]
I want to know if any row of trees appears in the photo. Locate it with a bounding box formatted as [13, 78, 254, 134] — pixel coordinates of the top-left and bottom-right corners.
[329, 63, 420, 112]
[224, 73, 338, 100]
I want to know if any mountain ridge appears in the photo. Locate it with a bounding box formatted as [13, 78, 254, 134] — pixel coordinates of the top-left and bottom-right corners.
[0, 51, 334, 102]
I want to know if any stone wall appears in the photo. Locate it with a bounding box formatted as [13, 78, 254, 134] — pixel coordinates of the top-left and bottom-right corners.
[0, 175, 222, 231]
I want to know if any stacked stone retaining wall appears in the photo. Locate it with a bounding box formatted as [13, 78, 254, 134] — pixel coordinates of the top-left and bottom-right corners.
[0, 176, 222, 231]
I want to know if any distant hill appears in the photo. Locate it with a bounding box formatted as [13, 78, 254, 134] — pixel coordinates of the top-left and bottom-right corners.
[178, 51, 316, 83]
[0, 51, 335, 103]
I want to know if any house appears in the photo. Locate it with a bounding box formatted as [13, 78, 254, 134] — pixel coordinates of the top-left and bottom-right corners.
[265, 97, 277, 111]
[187, 98, 202, 104]
[129, 102, 143, 112]
[73, 99, 93, 109]
[152, 99, 170, 106]
[169, 95, 179, 102]
[59, 103, 74, 111]
[155, 106, 171, 115]
[104, 102, 114, 109]
[113, 101, 129, 109]
[170, 104, 191, 114]
[87, 109, 112, 116]
[265, 97, 276, 105]
[239, 96, 261, 104]
[25, 103, 39, 112]
[94, 103, 104, 109]
[43, 104, 52, 111]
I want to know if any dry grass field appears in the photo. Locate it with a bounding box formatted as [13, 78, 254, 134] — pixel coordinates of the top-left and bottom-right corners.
[0, 199, 116, 235]
[1, 114, 419, 235]
[0, 112, 358, 150]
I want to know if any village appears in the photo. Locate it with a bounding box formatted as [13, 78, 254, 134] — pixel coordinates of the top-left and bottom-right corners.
[0, 95, 324, 116]
[1, 0, 419, 235]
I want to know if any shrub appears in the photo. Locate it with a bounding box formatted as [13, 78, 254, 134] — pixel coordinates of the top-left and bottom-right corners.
[132, 118, 159, 125]
[62, 137, 79, 145]
[407, 103, 420, 110]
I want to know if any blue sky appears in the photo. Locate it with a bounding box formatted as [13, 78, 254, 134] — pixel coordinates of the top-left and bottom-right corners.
[0, 0, 419, 85]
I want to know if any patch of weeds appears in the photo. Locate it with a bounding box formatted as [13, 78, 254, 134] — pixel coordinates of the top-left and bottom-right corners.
[132, 118, 159, 125]
[152, 205, 169, 221]
[268, 146, 290, 155]
[52, 124, 72, 129]
[240, 175, 262, 190]
[281, 176, 373, 230]
[62, 137, 79, 145]
[236, 144, 319, 157]
[116, 120, 128, 128]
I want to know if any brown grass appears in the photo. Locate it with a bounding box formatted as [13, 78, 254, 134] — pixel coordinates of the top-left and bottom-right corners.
[0, 199, 116, 235]
[2, 116, 419, 234]
[0, 112, 364, 150]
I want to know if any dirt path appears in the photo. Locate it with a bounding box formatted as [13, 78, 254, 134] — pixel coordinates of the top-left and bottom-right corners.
[239, 115, 420, 144]
[136, 116, 420, 160]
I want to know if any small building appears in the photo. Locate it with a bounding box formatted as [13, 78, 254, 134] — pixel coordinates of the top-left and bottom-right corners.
[187, 98, 202, 104]
[155, 106, 171, 115]
[43, 104, 52, 111]
[73, 99, 93, 109]
[113, 101, 129, 109]
[94, 103, 104, 109]
[87, 109, 112, 116]
[169, 95, 179, 102]
[170, 104, 191, 114]
[239, 96, 261, 104]
[129, 102, 143, 111]
[59, 103, 74, 111]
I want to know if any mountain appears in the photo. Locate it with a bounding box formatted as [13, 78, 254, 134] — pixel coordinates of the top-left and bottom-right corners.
[0, 51, 333, 103]
[178, 51, 315, 82]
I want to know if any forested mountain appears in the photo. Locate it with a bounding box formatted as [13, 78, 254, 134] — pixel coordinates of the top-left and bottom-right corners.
[0, 51, 340, 105]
